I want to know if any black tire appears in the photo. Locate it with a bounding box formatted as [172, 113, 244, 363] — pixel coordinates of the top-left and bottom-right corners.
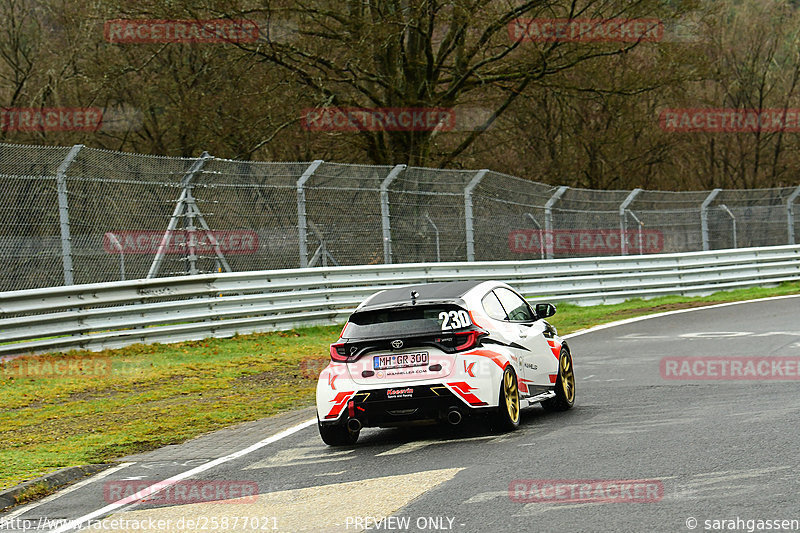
[490, 366, 521, 432]
[318, 416, 359, 446]
[541, 347, 576, 412]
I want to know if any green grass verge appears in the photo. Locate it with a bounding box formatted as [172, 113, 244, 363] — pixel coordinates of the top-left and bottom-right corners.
[12, 481, 51, 506]
[2, 281, 799, 491]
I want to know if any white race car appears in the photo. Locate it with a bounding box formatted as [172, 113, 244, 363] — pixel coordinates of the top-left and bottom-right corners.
[315, 280, 575, 445]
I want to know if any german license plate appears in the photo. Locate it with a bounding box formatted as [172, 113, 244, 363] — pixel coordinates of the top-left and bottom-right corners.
[373, 352, 429, 370]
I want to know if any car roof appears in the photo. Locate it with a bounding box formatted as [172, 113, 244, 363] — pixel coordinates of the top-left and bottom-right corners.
[356, 280, 487, 312]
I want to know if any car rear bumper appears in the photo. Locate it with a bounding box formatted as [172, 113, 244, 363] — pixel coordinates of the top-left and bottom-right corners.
[318, 383, 496, 428]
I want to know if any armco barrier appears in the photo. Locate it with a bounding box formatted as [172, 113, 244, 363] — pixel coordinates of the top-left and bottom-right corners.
[1, 245, 799, 356]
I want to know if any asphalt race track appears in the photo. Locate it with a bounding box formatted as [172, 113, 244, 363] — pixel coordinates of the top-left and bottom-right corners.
[2, 295, 799, 533]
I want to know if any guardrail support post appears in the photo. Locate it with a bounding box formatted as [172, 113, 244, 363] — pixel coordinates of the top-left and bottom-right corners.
[296, 160, 324, 268]
[788, 185, 800, 244]
[719, 204, 737, 248]
[544, 186, 569, 259]
[626, 210, 645, 254]
[147, 152, 212, 278]
[619, 188, 642, 255]
[55, 144, 84, 286]
[701, 188, 721, 251]
[524, 213, 545, 260]
[106, 232, 126, 280]
[380, 164, 406, 264]
[425, 213, 441, 262]
[464, 169, 488, 262]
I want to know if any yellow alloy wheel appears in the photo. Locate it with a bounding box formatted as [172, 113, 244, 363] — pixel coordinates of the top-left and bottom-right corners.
[560, 351, 575, 404]
[504, 368, 520, 424]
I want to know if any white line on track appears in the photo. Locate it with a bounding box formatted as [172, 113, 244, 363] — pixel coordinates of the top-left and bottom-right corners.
[1, 463, 133, 522]
[561, 293, 800, 340]
[49, 419, 316, 533]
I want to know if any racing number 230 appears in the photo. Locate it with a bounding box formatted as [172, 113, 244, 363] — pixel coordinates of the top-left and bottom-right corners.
[439, 310, 471, 330]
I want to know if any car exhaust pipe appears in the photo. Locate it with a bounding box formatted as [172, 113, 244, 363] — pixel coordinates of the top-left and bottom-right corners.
[347, 418, 362, 432]
[446, 408, 462, 426]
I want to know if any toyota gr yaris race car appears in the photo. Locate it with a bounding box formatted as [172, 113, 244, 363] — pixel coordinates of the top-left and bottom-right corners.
[315, 280, 575, 445]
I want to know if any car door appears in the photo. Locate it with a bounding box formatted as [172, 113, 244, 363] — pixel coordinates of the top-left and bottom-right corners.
[490, 287, 556, 390]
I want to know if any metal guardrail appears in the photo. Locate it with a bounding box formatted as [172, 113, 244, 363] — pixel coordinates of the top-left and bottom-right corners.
[2, 245, 799, 356]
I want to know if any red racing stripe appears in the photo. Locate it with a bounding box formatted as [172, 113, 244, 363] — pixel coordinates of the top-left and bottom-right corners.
[325, 391, 355, 419]
[547, 340, 561, 360]
[468, 349, 510, 370]
[447, 381, 488, 406]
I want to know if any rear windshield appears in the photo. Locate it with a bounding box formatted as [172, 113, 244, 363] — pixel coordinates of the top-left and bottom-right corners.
[342, 305, 472, 339]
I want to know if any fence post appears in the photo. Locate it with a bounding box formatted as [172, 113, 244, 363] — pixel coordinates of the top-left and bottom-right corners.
[701, 188, 721, 251]
[147, 152, 212, 278]
[619, 188, 642, 255]
[524, 213, 545, 259]
[788, 185, 800, 244]
[626, 211, 645, 254]
[106, 233, 126, 280]
[544, 186, 568, 259]
[55, 144, 84, 286]
[425, 213, 441, 262]
[464, 169, 488, 262]
[719, 204, 737, 248]
[296, 160, 324, 268]
[380, 164, 406, 264]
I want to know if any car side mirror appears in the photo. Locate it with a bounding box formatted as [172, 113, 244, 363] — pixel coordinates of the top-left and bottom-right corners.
[535, 303, 556, 319]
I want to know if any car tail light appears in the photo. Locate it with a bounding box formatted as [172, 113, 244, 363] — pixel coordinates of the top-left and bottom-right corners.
[330, 342, 349, 362]
[454, 328, 487, 351]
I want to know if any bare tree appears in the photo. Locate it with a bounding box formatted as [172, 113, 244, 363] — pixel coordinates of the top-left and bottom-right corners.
[228, 0, 691, 167]
[664, 0, 800, 189]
